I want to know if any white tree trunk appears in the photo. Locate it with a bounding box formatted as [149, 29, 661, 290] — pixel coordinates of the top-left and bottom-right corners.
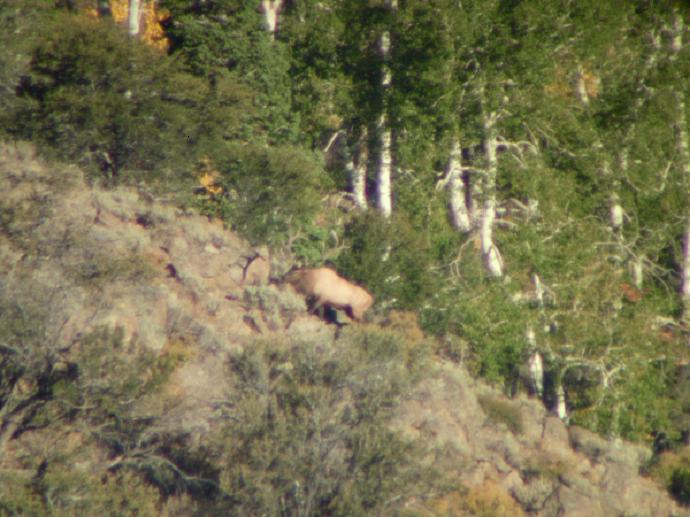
[469, 171, 483, 228]
[671, 12, 683, 55]
[445, 138, 472, 232]
[128, 0, 142, 37]
[378, 113, 393, 218]
[260, 0, 283, 40]
[609, 190, 624, 234]
[528, 351, 544, 399]
[376, 16, 394, 219]
[630, 257, 644, 290]
[349, 131, 369, 211]
[607, 157, 625, 274]
[526, 327, 544, 399]
[555, 384, 568, 421]
[481, 111, 503, 277]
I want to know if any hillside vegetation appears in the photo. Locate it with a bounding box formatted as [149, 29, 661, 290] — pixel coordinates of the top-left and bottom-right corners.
[1, 139, 687, 516]
[1, 0, 690, 514]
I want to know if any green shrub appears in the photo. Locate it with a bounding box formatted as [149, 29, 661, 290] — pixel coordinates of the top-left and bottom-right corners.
[160, 0, 299, 145]
[0, 1, 55, 138]
[336, 211, 437, 310]
[671, 467, 690, 505]
[290, 223, 338, 264]
[67, 250, 154, 288]
[201, 143, 325, 246]
[0, 467, 163, 517]
[14, 13, 249, 186]
[423, 272, 529, 387]
[216, 329, 431, 515]
[0, 313, 169, 514]
[0, 268, 180, 513]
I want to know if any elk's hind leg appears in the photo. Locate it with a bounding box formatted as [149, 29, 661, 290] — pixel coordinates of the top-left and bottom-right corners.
[307, 296, 338, 323]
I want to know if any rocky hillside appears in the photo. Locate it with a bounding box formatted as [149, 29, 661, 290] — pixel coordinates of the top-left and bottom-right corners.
[0, 141, 687, 516]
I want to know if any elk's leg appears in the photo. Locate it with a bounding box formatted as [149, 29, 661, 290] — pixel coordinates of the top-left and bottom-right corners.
[309, 297, 325, 317]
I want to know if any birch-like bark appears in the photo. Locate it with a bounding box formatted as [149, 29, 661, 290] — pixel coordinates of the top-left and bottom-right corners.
[377, 21, 394, 219]
[469, 170, 483, 228]
[445, 138, 472, 232]
[348, 131, 369, 211]
[526, 327, 544, 399]
[481, 110, 503, 277]
[609, 176, 624, 235]
[378, 113, 393, 218]
[574, 60, 627, 249]
[555, 384, 567, 420]
[260, 0, 283, 40]
[630, 257, 644, 290]
[128, 0, 141, 36]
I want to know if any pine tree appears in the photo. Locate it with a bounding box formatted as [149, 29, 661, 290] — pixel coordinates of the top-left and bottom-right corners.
[161, 0, 299, 144]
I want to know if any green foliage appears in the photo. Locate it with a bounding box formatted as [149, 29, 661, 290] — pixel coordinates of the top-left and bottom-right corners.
[671, 467, 690, 506]
[3, 4, 690, 509]
[419, 255, 530, 386]
[69, 326, 165, 418]
[200, 143, 325, 246]
[336, 211, 437, 310]
[646, 444, 690, 508]
[161, 0, 299, 144]
[280, 1, 349, 144]
[290, 223, 337, 264]
[0, 467, 162, 517]
[0, 1, 57, 138]
[13, 12, 249, 184]
[217, 329, 431, 515]
[0, 261, 180, 514]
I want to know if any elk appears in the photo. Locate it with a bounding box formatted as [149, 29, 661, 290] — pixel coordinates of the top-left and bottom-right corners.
[285, 267, 374, 321]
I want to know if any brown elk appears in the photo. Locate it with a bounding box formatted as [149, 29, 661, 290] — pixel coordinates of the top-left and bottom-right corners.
[285, 267, 374, 321]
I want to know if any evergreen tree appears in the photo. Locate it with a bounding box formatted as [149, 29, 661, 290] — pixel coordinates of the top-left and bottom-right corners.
[161, 0, 299, 144]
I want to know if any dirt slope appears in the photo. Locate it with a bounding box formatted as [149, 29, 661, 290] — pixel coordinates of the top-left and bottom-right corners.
[1, 142, 687, 516]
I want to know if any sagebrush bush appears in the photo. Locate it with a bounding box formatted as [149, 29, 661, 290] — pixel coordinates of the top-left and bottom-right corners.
[478, 394, 524, 435]
[0, 304, 170, 514]
[216, 329, 432, 515]
[0, 263, 188, 514]
[242, 284, 307, 331]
